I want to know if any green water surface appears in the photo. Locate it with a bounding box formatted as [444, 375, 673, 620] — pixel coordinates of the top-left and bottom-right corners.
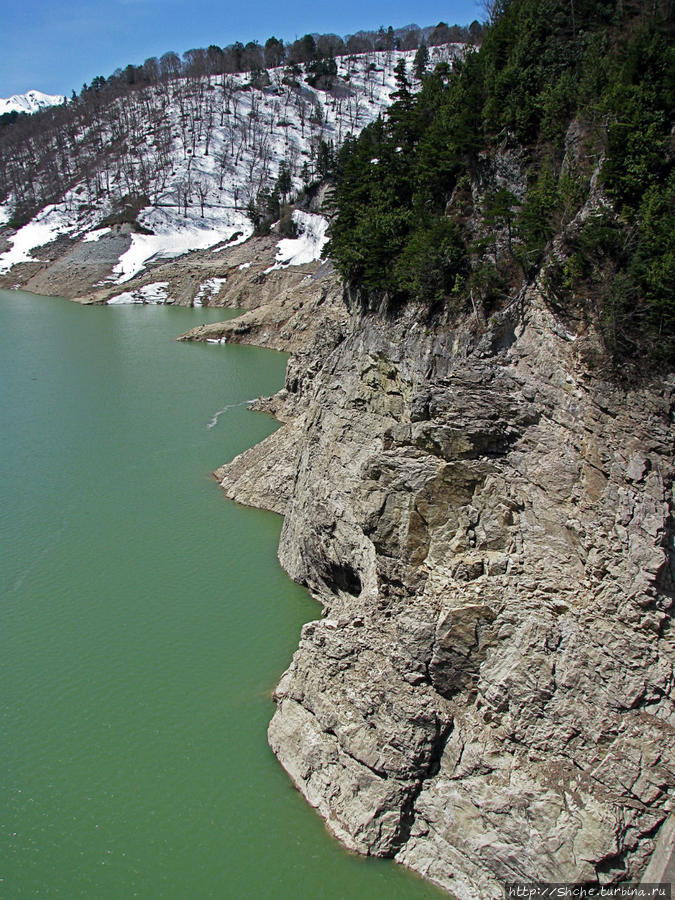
[0, 290, 444, 899]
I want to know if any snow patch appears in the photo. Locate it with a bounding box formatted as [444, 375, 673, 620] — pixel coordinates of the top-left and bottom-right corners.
[82, 227, 111, 242]
[111, 207, 252, 283]
[0, 199, 105, 273]
[193, 277, 227, 307]
[238, 262, 251, 270]
[106, 282, 170, 305]
[265, 211, 329, 273]
[0, 205, 68, 273]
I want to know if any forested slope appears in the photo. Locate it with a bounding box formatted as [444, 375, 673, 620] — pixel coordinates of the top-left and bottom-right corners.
[0, 43, 458, 286]
[329, 0, 674, 367]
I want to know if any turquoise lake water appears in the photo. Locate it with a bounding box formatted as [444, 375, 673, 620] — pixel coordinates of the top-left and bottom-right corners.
[0, 289, 445, 899]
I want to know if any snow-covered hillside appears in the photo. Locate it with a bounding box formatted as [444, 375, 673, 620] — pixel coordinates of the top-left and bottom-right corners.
[0, 89, 64, 116]
[0, 46, 460, 281]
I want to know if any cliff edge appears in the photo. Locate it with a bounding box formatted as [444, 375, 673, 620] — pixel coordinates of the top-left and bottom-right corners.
[213, 271, 674, 898]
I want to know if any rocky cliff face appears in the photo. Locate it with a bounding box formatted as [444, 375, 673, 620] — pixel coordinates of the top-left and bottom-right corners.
[215, 272, 674, 898]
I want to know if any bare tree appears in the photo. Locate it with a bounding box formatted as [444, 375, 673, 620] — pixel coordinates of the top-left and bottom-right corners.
[194, 177, 209, 216]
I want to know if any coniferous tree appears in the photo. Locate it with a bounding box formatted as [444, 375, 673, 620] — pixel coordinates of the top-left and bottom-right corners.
[413, 42, 429, 79]
[264, 36, 285, 68]
[328, 0, 674, 364]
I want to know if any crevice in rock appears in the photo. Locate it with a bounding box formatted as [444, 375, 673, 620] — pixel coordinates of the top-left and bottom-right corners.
[292, 694, 388, 780]
[594, 844, 632, 883]
[389, 717, 454, 855]
[336, 743, 389, 781]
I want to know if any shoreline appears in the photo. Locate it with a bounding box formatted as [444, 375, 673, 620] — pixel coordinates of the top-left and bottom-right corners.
[209, 273, 675, 898]
[2, 231, 673, 898]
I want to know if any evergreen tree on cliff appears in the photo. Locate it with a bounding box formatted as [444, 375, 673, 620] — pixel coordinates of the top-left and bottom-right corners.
[329, 0, 675, 368]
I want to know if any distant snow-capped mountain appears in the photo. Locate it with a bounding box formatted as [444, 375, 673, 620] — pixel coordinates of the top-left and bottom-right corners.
[0, 89, 65, 116]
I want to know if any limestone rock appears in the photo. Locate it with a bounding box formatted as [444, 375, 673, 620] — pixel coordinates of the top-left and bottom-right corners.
[218, 278, 674, 898]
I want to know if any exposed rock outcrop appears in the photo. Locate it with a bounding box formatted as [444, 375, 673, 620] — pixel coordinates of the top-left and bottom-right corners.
[180, 259, 347, 355]
[216, 273, 674, 898]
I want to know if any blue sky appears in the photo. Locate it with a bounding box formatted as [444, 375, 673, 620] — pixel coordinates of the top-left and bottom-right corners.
[0, 0, 483, 97]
